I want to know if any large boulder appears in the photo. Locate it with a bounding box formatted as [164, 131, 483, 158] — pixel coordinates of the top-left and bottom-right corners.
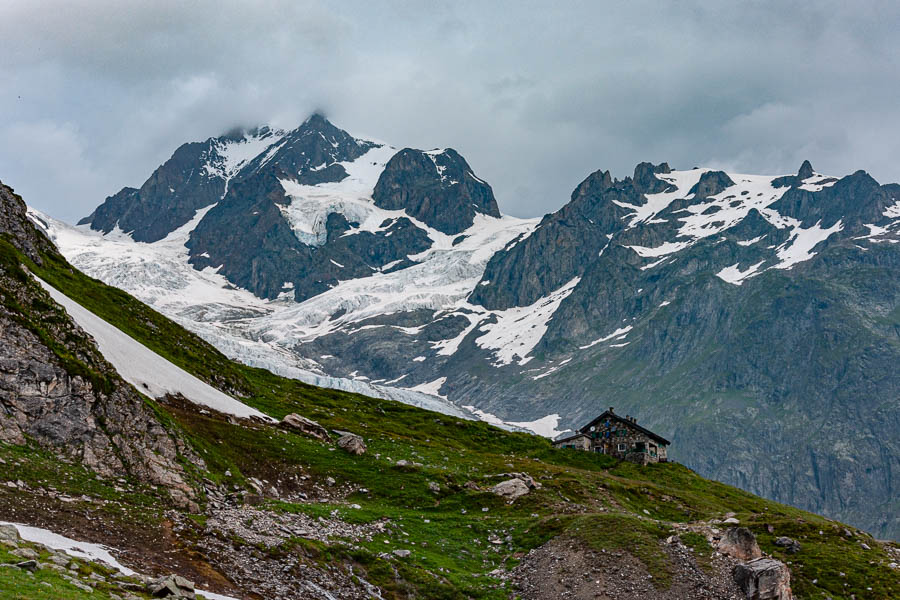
[718, 527, 762, 561]
[148, 574, 196, 599]
[490, 472, 542, 490]
[281, 414, 329, 441]
[732, 558, 793, 600]
[337, 432, 367, 455]
[0, 524, 20, 547]
[490, 478, 531, 501]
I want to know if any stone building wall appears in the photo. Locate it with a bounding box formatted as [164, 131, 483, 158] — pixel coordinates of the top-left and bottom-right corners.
[582, 416, 667, 463]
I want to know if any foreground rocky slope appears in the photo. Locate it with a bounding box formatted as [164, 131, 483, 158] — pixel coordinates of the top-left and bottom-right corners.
[42, 116, 900, 539]
[0, 183, 198, 510]
[2, 184, 900, 598]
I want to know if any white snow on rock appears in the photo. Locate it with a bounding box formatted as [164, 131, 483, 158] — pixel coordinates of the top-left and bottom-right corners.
[508, 413, 566, 438]
[34, 276, 274, 422]
[798, 172, 838, 192]
[773, 220, 844, 270]
[204, 128, 286, 197]
[737, 235, 766, 247]
[884, 199, 900, 219]
[579, 325, 633, 350]
[1, 521, 135, 575]
[627, 241, 690, 258]
[531, 357, 572, 380]
[474, 277, 580, 366]
[716, 260, 766, 285]
[0, 521, 240, 600]
[676, 173, 790, 241]
[406, 377, 448, 399]
[613, 168, 708, 227]
[460, 407, 563, 437]
[29, 208, 477, 421]
[621, 168, 849, 277]
[277, 144, 401, 246]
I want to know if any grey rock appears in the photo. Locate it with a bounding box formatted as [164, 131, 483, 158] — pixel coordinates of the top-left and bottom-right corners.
[392, 549, 411, 558]
[732, 557, 793, 600]
[373, 147, 500, 235]
[774, 536, 801, 554]
[336, 432, 366, 455]
[718, 527, 762, 561]
[281, 414, 329, 441]
[0, 525, 19, 547]
[490, 478, 531, 501]
[149, 574, 196, 598]
[15, 560, 37, 572]
[71, 579, 94, 593]
[12, 547, 38, 560]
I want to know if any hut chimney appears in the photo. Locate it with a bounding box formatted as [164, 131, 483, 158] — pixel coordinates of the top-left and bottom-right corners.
[609, 406, 614, 413]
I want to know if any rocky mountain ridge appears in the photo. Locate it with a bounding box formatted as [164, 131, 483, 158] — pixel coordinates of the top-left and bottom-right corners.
[43, 116, 900, 540]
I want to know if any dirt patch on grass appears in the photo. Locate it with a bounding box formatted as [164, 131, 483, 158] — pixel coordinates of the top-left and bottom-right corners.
[509, 534, 745, 600]
[0, 486, 237, 595]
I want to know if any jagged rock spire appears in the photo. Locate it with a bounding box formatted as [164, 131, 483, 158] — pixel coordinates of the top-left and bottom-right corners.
[797, 160, 814, 180]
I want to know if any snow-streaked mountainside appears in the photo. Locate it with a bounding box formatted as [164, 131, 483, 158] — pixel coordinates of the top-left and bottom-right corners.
[34, 116, 900, 539]
[34, 275, 274, 423]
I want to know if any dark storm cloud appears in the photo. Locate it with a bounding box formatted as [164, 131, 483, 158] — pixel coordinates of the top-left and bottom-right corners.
[2, 0, 900, 222]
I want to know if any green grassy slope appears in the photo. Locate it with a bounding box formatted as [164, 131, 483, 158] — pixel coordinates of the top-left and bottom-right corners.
[1, 238, 898, 599]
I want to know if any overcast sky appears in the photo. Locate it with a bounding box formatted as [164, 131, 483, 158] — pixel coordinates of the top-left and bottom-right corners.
[3, 1, 900, 222]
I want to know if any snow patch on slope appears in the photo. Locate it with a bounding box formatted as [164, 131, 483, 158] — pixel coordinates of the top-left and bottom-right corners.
[461, 407, 564, 437]
[623, 168, 844, 274]
[798, 173, 838, 192]
[579, 325, 633, 349]
[204, 128, 286, 195]
[34, 276, 274, 422]
[773, 220, 844, 269]
[716, 260, 765, 285]
[613, 168, 708, 226]
[0, 521, 239, 600]
[1, 521, 135, 575]
[474, 276, 580, 366]
[507, 414, 566, 438]
[884, 199, 900, 219]
[277, 144, 401, 246]
[407, 377, 448, 399]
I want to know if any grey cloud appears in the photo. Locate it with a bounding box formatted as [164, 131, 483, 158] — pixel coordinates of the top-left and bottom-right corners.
[2, 0, 899, 223]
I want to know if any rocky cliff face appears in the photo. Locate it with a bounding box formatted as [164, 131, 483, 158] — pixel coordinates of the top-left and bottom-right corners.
[0, 182, 199, 509]
[373, 147, 500, 234]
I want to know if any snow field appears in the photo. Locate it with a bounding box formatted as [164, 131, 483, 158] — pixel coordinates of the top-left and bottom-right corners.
[34, 276, 275, 422]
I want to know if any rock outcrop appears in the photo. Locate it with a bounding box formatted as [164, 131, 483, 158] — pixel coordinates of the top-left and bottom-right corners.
[337, 432, 367, 455]
[0, 181, 199, 509]
[732, 557, 793, 600]
[718, 527, 763, 561]
[281, 413, 329, 441]
[149, 574, 197, 599]
[373, 147, 500, 235]
[489, 473, 541, 501]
